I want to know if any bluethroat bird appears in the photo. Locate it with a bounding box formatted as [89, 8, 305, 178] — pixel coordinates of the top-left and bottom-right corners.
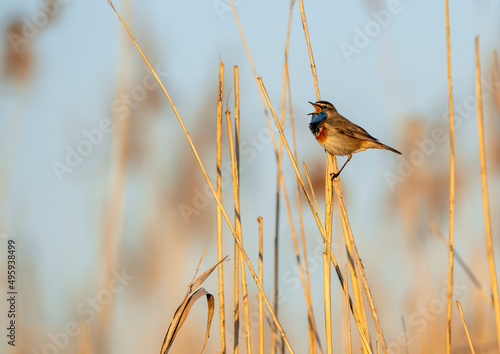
[308, 101, 401, 180]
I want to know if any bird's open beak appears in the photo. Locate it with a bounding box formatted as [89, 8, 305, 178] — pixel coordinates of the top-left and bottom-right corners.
[307, 101, 321, 115]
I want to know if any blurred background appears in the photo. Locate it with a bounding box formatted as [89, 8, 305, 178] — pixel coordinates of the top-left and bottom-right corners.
[0, 0, 499, 352]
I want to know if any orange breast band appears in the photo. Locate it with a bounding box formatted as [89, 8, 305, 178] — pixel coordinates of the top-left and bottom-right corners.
[315, 126, 328, 143]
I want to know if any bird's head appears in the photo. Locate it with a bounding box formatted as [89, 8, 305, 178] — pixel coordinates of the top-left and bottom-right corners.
[308, 100, 336, 124]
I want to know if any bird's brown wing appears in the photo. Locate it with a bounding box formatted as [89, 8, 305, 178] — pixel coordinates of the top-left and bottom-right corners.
[333, 115, 379, 142]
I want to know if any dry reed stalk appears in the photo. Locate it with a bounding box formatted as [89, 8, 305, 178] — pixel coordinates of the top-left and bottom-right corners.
[106, 3, 294, 352]
[333, 177, 387, 352]
[445, 0, 456, 351]
[239, 227, 251, 353]
[233, 66, 253, 354]
[239, 206, 252, 354]
[279, 175, 323, 354]
[226, 71, 253, 353]
[258, 78, 371, 353]
[334, 198, 378, 353]
[273, 133, 282, 354]
[456, 301, 476, 354]
[344, 265, 352, 354]
[258, 216, 264, 354]
[297, 0, 320, 98]
[226, 108, 252, 354]
[234, 219, 240, 354]
[332, 160, 371, 353]
[337, 205, 371, 353]
[270, 327, 279, 354]
[234, 66, 240, 168]
[475, 37, 500, 352]
[305, 163, 370, 352]
[231, 101, 240, 354]
[324, 155, 334, 354]
[216, 61, 226, 354]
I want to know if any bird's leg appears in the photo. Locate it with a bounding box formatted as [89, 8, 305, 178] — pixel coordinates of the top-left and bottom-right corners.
[330, 154, 352, 181]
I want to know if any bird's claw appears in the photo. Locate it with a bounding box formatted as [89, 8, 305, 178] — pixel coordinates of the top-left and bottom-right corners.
[330, 172, 340, 181]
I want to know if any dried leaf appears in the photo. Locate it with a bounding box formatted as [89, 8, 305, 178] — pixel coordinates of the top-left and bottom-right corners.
[160, 256, 227, 354]
[194, 288, 214, 353]
[161, 288, 214, 354]
[190, 255, 228, 292]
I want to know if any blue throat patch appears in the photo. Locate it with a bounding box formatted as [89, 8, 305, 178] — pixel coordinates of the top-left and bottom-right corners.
[310, 111, 327, 124]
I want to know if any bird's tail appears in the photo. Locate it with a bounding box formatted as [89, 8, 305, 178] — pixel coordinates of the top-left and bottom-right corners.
[375, 142, 402, 155]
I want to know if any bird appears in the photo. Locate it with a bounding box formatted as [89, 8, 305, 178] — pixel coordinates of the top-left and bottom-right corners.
[308, 100, 401, 180]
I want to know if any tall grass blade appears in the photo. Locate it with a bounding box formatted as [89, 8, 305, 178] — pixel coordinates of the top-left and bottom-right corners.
[258, 216, 264, 354]
[444, 0, 456, 351]
[475, 37, 500, 352]
[456, 301, 476, 354]
[324, 155, 334, 354]
[216, 61, 226, 354]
